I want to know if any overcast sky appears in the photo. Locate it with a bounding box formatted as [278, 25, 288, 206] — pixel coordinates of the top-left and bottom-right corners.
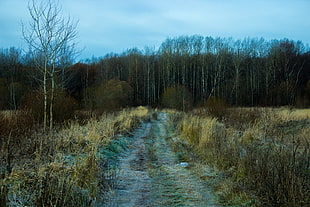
[0, 0, 309, 60]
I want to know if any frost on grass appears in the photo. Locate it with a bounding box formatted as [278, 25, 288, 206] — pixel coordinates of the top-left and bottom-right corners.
[104, 112, 220, 207]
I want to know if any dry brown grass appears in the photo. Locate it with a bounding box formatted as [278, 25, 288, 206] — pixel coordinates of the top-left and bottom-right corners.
[175, 107, 310, 206]
[275, 107, 310, 120]
[0, 107, 150, 206]
[178, 115, 225, 152]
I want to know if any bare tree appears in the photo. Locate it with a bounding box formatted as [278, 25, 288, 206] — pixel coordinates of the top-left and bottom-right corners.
[22, 0, 78, 131]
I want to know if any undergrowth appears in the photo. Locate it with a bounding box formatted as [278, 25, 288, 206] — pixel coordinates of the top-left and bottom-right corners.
[0, 106, 150, 206]
[174, 107, 310, 206]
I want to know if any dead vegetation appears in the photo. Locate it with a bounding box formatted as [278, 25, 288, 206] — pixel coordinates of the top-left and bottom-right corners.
[0, 106, 150, 206]
[1, 106, 309, 206]
[174, 107, 310, 206]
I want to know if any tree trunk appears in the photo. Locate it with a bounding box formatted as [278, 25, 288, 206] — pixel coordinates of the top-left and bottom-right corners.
[49, 69, 55, 130]
[43, 62, 48, 133]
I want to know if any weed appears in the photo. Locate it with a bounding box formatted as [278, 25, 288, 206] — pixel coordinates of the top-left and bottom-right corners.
[0, 106, 150, 206]
[175, 107, 310, 206]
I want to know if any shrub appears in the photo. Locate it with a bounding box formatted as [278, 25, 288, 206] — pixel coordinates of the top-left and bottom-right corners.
[95, 79, 133, 112]
[0, 78, 9, 109]
[201, 97, 229, 118]
[53, 93, 79, 122]
[161, 85, 192, 111]
[82, 86, 97, 110]
[21, 90, 78, 124]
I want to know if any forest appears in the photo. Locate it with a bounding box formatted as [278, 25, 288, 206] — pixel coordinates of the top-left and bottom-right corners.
[1, 36, 310, 115]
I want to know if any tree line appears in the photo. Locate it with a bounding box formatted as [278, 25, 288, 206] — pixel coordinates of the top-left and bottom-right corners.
[67, 36, 310, 109]
[1, 35, 310, 113]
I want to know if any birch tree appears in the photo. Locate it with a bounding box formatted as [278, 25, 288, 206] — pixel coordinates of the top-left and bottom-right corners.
[22, 0, 78, 131]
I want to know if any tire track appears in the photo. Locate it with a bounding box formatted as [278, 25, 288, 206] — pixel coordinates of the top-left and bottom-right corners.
[102, 112, 221, 207]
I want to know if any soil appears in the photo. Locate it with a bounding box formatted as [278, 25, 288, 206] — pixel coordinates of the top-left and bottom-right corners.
[101, 112, 221, 207]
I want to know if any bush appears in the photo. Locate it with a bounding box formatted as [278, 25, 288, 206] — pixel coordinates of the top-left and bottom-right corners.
[95, 79, 133, 112]
[201, 97, 229, 118]
[82, 86, 97, 110]
[53, 93, 79, 122]
[0, 110, 35, 142]
[161, 85, 192, 111]
[21, 90, 78, 124]
[0, 78, 9, 109]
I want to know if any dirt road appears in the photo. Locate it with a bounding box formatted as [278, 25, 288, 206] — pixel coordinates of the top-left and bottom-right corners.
[102, 112, 220, 207]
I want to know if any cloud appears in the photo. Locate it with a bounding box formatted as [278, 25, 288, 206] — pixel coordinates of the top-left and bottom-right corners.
[0, 0, 309, 59]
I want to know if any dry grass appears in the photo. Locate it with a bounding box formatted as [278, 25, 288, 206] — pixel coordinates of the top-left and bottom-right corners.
[175, 107, 310, 206]
[178, 115, 225, 152]
[0, 107, 150, 206]
[275, 107, 310, 120]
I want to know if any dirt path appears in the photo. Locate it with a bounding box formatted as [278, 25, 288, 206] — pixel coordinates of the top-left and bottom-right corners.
[102, 112, 221, 207]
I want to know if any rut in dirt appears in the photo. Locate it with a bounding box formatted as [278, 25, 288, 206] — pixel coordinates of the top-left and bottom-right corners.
[102, 112, 220, 207]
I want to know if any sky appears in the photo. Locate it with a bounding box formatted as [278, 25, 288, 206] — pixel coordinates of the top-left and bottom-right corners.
[0, 0, 309, 60]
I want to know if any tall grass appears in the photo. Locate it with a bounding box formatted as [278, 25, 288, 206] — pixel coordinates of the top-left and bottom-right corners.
[0, 107, 150, 206]
[176, 108, 310, 206]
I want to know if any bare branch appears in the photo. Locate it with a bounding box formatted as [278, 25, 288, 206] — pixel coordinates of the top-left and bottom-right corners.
[22, 0, 78, 131]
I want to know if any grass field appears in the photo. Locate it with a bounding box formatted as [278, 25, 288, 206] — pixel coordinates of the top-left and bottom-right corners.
[0, 107, 150, 206]
[0, 106, 309, 206]
[174, 107, 310, 206]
